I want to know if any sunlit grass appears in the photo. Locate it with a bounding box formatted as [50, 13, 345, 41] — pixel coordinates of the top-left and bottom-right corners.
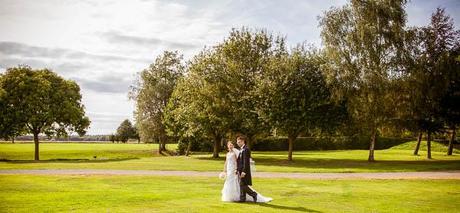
[0, 175, 459, 212]
[0, 142, 459, 172]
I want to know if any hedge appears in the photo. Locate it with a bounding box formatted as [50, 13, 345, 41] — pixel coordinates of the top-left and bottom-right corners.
[179, 136, 413, 153]
[252, 136, 413, 151]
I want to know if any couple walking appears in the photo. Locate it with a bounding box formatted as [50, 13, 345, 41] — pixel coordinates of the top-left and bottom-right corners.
[221, 135, 272, 203]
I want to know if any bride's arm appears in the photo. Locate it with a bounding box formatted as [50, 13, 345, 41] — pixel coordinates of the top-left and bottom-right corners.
[223, 157, 227, 172]
[232, 148, 240, 156]
[233, 153, 238, 173]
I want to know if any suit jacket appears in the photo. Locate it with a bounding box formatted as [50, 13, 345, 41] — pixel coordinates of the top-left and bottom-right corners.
[237, 145, 252, 186]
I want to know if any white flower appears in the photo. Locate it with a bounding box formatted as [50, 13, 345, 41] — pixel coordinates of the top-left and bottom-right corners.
[219, 172, 226, 180]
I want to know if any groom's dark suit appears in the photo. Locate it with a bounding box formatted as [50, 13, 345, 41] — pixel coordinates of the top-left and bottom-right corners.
[237, 144, 257, 202]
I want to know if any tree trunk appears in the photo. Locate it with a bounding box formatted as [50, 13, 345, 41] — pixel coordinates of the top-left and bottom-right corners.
[287, 135, 296, 161]
[12, 137, 15, 144]
[33, 132, 40, 161]
[368, 128, 376, 162]
[247, 135, 255, 150]
[414, 132, 423, 155]
[212, 135, 221, 158]
[447, 127, 456, 156]
[185, 139, 192, 156]
[427, 131, 432, 159]
[160, 142, 166, 152]
[157, 137, 164, 154]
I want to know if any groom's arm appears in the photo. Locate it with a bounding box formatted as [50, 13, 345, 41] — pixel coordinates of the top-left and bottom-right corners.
[242, 149, 250, 174]
[246, 149, 251, 173]
[240, 150, 246, 176]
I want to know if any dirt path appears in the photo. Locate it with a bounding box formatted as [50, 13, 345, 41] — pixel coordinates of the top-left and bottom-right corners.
[1, 169, 460, 179]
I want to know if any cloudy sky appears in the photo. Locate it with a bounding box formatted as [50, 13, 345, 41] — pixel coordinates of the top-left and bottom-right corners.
[0, 0, 459, 135]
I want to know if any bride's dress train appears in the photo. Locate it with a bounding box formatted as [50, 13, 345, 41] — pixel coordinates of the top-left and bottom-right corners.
[244, 186, 272, 203]
[221, 148, 272, 203]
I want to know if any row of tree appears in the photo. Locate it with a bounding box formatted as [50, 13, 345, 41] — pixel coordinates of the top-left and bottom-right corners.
[130, 0, 459, 161]
[319, 2, 460, 160]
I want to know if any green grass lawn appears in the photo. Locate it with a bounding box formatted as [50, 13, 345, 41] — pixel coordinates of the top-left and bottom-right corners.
[0, 141, 459, 172]
[0, 174, 459, 212]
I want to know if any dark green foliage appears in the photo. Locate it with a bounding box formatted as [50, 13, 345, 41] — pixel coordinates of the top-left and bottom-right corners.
[116, 119, 136, 143]
[398, 8, 460, 158]
[256, 45, 346, 160]
[176, 137, 214, 154]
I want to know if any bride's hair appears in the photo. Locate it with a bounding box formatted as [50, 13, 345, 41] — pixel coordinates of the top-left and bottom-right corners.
[226, 141, 235, 152]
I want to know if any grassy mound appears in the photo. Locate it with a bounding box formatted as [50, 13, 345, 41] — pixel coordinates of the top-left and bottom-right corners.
[390, 141, 459, 154]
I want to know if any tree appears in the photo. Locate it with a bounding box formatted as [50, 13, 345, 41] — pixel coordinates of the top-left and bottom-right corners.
[430, 8, 460, 156]
[0, 66, 90, 160]
[257, 45, 345, 161]
[165, 28, 286, 158]
[109, 134, 117, 143]
[164, 49, 232, 158]
[441, 46, 460, 155]
[215, 28, 286, 146]
[400, 8, 459, 158]
[130, 51, 184, 153]
[116, 119, 136, 143]
[319, 0, 408, 161]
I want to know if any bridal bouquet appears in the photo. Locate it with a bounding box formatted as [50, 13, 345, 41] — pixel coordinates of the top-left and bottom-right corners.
[218, 172, 226, 180]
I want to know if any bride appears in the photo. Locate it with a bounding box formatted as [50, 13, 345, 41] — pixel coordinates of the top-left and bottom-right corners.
[221, 141, 272, 203]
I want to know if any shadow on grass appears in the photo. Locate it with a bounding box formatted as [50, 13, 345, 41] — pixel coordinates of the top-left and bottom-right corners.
[238, 202, 320, 212]
[0, 157, 139, 164]
[258, 158, 460, 171]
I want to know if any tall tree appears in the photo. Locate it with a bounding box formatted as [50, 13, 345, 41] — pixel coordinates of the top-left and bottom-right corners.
[319, 0, 408, 161]
[257, 45, 345, 161]
[164, 49, 232, 158]
[0, 66, 90, 160]
[441, 47, 460, 155]
[215, 28, 286, 146]
[130, 51, 184, 153]
[401, 8, 459, 158]
[165, 28, 286, 158]
[429, 8, 460, 156]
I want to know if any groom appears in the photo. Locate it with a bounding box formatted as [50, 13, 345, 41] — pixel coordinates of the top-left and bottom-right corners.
[236, 135, 257, 203]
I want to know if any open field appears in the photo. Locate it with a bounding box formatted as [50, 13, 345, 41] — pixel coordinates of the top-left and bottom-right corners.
[0, 142, 459, 172]
[0, 174, 459, 212]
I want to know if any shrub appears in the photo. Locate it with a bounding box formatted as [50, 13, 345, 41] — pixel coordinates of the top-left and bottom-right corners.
[252, 136, 412, 151]
[177, 135, 412, 153]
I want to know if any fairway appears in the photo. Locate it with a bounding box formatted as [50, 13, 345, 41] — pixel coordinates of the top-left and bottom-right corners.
[1, 143, 459, 212]
[1, 174, 459, 213]
[0, 142, 459, 173]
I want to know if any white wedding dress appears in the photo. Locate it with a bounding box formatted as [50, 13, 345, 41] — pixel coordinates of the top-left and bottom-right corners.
[221, 148, 272, 203]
